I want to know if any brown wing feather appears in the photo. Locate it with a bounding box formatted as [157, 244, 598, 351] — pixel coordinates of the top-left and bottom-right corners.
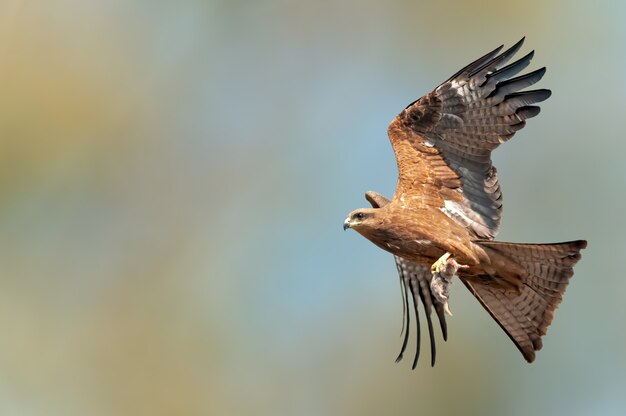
[388, 38, 550, 238]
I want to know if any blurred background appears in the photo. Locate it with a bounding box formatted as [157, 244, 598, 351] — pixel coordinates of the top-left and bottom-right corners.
[0, 0, 624, 415]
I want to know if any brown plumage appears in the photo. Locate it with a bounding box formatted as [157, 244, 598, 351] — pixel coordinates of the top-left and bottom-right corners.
[344, 38, 587, 366]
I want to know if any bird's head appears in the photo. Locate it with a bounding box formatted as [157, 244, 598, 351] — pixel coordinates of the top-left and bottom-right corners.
[343, 208, 380, 233]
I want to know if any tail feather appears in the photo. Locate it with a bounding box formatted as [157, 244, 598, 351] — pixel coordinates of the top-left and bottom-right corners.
[462, 240, 587, 362]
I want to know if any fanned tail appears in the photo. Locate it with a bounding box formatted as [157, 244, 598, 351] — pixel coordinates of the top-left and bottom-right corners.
[463, 240, 587, 362]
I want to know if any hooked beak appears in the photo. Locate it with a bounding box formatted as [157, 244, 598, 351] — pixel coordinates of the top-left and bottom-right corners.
[343, 217, 351, 231]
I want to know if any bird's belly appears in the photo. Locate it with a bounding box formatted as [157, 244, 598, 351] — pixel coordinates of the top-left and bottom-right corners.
[377, 238, 446, 264]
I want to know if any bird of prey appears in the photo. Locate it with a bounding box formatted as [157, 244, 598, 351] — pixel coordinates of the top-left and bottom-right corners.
[343, 38, 587, 367]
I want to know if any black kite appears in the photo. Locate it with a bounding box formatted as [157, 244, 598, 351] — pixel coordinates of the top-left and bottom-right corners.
[343, 39, 586, 366]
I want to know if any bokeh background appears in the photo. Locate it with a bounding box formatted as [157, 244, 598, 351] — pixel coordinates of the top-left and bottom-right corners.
[0, 0, 624, 415]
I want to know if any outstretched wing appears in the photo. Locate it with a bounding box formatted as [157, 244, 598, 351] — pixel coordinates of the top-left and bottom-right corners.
[395, 259, 448, 368]
[366, 191, 447, 367]
[388, 38, 550, 239]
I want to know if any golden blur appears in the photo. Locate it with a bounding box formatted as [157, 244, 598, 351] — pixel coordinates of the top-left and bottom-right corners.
[0, 1, 625, 415]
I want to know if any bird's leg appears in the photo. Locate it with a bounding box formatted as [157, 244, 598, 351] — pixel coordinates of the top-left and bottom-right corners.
[430, 252, 468, 316]
[431, 252, 468, 277]
[431, 252, 452, 275]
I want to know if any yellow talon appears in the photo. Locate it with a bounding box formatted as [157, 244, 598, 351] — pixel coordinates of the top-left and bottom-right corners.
[431, 252, 451, 274]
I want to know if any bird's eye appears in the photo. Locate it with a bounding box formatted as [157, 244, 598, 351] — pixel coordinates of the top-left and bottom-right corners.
[356, 212, 365, 220]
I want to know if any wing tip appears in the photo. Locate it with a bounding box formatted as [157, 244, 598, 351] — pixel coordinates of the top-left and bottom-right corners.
[536, 66, 547, 77]
[506, 88, 552, 103]
[365, 191, 390, 209]
[523, 349, 536, 363]
[541, 88, 553, 100]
